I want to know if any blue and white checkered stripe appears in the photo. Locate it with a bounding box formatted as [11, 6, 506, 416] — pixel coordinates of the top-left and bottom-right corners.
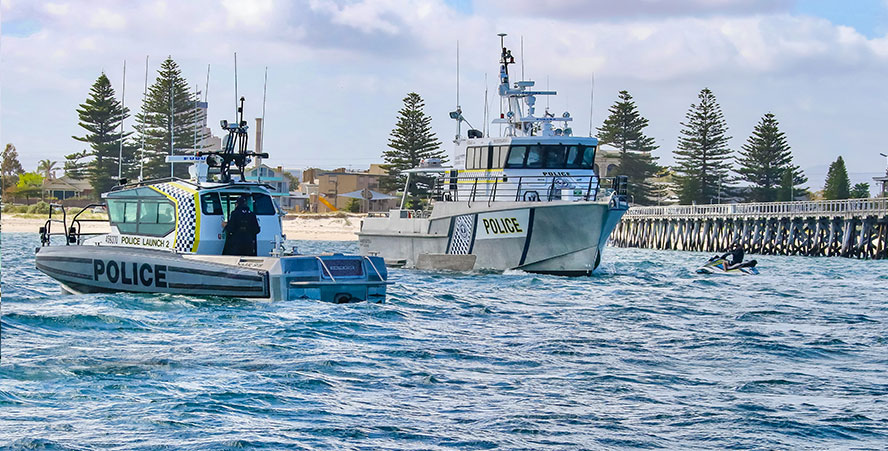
[447, 214, 475, 255]
[152, 182, 197, 253]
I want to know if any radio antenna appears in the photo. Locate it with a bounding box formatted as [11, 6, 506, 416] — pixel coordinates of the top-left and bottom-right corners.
[204, 64, 210, 102]
[140, 55, 148, 181]
[589, 73, 595, 137]
[117, 59, 126, 181]
[233, 52, 239, 119]
[520, 36, 525, 81]
[258, 66, 268, 182]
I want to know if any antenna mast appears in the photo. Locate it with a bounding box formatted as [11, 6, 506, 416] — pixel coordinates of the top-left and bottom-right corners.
[140, 56, 148, 181]
[233, 52, 239, 119]
[259, 66, 268, 183]
[455, 40, 460, 142]
[169, 72, 174, 178]
[117, 59, 126, 181]
[205, 64, 210, 102]
[589, 73, 595, 137]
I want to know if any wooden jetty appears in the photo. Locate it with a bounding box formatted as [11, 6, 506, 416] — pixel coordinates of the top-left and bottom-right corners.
[611, 198, 888, 259]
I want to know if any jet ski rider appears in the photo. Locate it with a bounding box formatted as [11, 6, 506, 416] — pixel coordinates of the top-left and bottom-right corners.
[719, 243, 745, 270]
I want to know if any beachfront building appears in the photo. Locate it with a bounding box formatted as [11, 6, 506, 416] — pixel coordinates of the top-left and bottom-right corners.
[314, 168, 399, 213]
[43, 176, 92, 200]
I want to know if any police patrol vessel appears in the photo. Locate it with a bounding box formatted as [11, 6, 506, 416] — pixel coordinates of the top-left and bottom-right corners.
[358, 35, 629, 276]
[36, 100, 388, 303]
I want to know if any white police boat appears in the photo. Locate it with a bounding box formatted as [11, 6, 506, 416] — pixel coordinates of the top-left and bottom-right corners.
[358, 34, 629, 276]
[36, 101, 388, 303]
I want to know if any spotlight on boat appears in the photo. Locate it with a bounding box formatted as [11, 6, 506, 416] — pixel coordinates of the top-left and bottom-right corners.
[220, 120, 228, 128]
[449, 111, 461, 120]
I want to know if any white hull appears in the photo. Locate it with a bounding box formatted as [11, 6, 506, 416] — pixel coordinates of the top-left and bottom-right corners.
[36, 245, 388, 303]
[358, 200, 625, 276]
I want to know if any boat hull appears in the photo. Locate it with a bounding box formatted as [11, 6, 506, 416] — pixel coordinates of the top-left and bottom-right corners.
[358, 200, 626, 275]
[35, 245, 387, 302]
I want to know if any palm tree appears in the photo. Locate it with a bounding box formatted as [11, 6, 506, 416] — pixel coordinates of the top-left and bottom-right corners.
[37, 159, 59, 180]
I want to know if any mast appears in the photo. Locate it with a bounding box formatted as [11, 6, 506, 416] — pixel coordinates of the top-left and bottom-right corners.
[140, 56, 148, 181]
[118, 59, 126, 180]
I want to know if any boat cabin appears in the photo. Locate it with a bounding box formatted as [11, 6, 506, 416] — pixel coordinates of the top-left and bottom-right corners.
[97, 181, 284, 256]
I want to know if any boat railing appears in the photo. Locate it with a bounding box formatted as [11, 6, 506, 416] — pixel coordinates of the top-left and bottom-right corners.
[39, 203, 108, 246]
[429, 174, 605, 205]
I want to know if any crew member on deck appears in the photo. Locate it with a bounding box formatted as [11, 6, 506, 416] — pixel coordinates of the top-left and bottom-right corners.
[223, 196, 260, 256]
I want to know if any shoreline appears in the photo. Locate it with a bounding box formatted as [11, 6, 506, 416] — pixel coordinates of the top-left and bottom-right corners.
[0, 214, 361, 241]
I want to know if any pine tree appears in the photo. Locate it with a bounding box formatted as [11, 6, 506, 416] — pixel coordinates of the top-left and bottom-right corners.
[2, 143, 24, 195]
[673, 88, 733, 204]
[69, 73, 138, 197]
[736, 113, 806, 202]
[776, 168, 795, 201]
[134, 57, 205, 180]
[823, 156, 851, 200]
[596, 90, 660, 205]
[850, 182, 870, 199]
[380, 92, 446, 197]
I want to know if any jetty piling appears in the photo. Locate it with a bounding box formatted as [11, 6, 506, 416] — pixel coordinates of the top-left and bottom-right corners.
[611, 198, 888, 259]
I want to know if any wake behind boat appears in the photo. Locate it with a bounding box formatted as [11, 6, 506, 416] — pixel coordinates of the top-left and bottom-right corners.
[358, 34, 629, 275]
[36, 99, 388, 303]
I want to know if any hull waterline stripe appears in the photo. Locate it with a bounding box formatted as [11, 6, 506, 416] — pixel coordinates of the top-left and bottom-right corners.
[36, 256, 93, 264]
[36, 263, 94, 280]
[166, 265, 264, 282]
[518, 208, 536, 266]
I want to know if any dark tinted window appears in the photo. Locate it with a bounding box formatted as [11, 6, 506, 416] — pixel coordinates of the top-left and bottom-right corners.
[201, 192, 222, 215]
[566, 146, 582, 168]
[251, 193, 277, 215]
[581, 146, 596, 169]
[543, 145, 567, 168]
[505, 146, 527, 168]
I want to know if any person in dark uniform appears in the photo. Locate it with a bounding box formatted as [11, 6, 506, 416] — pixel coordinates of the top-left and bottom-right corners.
[719, 243, 745, 269]
[222, 196, 260, 256]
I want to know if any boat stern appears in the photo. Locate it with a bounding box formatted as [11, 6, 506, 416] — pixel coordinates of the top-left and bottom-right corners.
[269, 254, 389, 303]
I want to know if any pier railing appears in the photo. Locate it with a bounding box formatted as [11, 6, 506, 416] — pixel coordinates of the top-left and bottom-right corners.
[625, 198, 888, 219]
[612, 198, 888, 259]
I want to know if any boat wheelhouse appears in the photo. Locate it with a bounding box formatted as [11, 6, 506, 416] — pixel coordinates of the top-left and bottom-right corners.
[358, 34, 629, 275]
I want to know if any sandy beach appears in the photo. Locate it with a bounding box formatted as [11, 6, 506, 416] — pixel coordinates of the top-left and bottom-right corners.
[1, 214, 361, 241]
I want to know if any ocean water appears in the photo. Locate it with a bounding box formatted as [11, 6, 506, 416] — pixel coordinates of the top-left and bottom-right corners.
[1, 232, 887, 450]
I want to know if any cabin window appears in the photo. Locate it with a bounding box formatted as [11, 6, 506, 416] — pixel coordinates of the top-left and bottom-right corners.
[544, 146, 567, 168]
[213, 192, 278, 217]
[505, 146, 527, 168]
[525, 145, 544, 168]
[137, 201, 175, 236]
[479, 146, 490, 169]
[251, 193, 277, 215]
[201, 192, 223, 215]
[107, 199, 174, 236]
[581, 146, 596, 169]
[465, 147, 476, 169]
[497, 146, 509, 168]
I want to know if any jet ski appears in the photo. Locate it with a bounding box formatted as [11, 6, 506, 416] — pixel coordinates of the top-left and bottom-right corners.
[696, 256, 759, 275]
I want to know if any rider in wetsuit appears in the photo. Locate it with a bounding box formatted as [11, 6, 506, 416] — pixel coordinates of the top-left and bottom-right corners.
[222, 196, 261, 256]
[719, 243, 745, 269]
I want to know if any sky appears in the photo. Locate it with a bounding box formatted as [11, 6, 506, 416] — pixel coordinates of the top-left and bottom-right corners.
[2, 0, 888, 191]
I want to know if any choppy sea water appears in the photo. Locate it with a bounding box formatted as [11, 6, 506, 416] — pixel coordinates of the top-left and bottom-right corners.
[1, 232, 887, 450]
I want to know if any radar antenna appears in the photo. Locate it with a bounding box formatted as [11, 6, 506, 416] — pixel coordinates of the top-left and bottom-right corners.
[197, 97, 268, 183]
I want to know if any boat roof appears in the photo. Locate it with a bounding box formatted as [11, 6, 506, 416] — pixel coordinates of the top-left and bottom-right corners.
[104, 178, 277, 198]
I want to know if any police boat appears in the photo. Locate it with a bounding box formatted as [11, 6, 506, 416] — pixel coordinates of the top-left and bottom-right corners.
[358, 34, 630, 275]
[36, 100, 388, 303]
